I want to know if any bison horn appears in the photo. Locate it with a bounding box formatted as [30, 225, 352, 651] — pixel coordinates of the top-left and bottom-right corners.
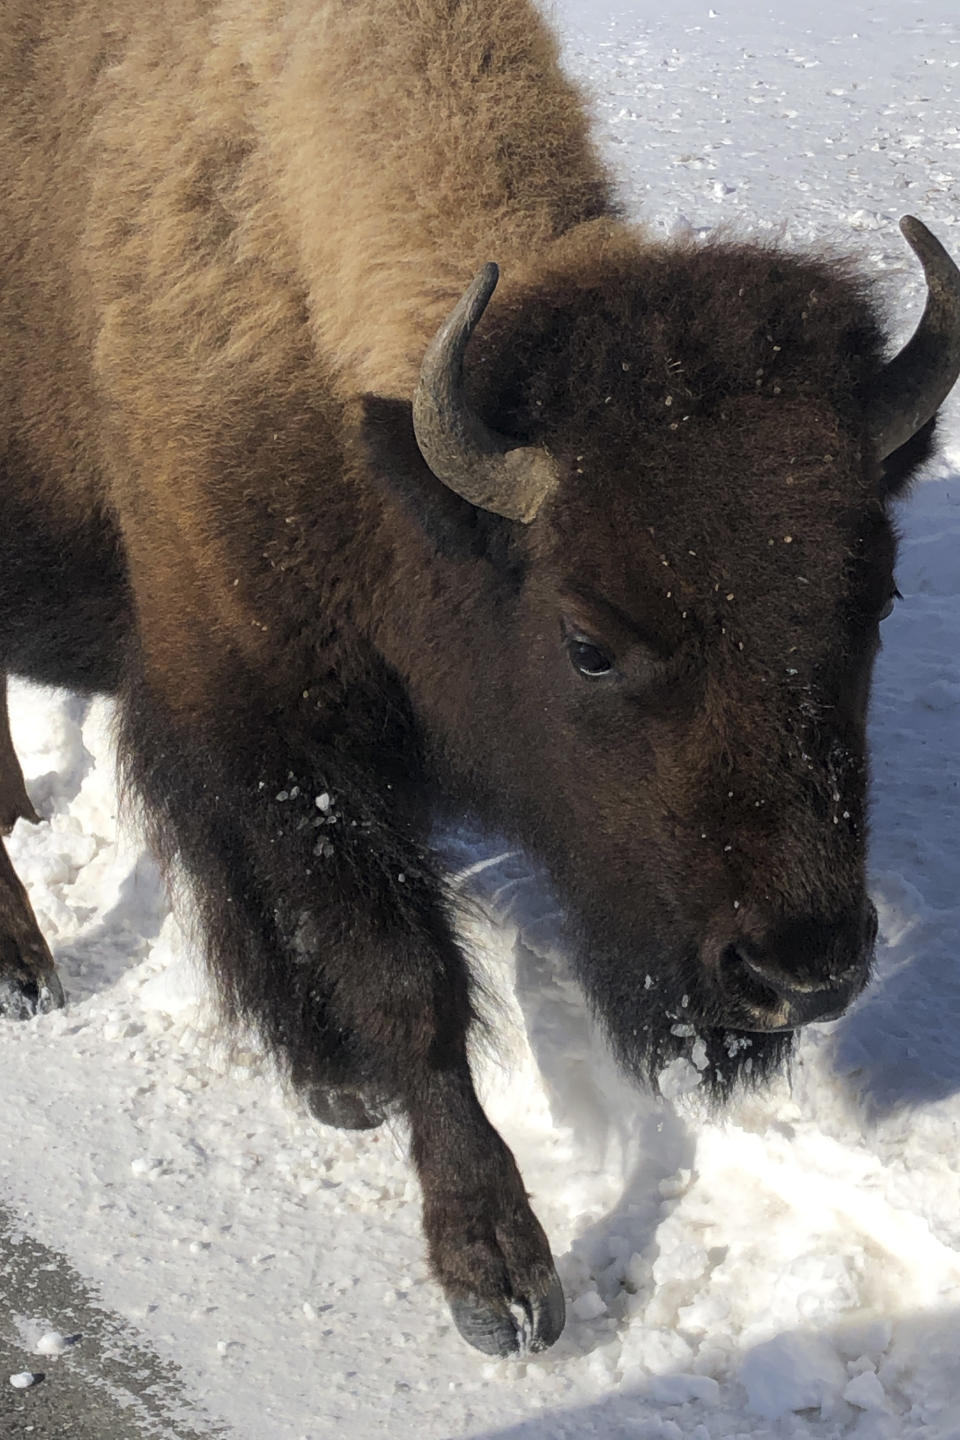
[869, 216, 960, 461]
[412, 264, 560, 523]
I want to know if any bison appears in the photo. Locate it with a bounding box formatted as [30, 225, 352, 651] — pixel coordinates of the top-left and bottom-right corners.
[1, 0, 958, 1357]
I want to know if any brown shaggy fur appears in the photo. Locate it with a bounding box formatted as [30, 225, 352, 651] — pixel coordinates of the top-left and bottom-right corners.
[0, 0, 939, 1355]
[0, 0, 616, 705]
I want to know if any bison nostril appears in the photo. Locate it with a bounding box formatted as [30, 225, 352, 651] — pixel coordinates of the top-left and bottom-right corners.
[720, 913, 873, 1031]
[724, 942, 789, 1002]
[726, 940, 838, 1000]
[724, 917, 871, 999]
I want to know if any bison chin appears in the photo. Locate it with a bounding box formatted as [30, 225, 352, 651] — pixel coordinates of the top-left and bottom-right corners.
[568, 902, 876, 1102]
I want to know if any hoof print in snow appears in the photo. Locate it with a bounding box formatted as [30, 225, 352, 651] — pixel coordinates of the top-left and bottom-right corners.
[0, 971, 65, 1021]
[450, 1273, 566, 1357]
[307, 1085, 385, 1131]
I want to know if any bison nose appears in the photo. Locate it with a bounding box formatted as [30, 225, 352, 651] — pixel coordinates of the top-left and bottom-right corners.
[722, 906, 875, 1031]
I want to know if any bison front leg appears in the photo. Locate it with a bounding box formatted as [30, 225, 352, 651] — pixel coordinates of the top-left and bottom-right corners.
[409, 1061, 565, 1356]
[121, 680, 563, 1354]
[312, 902, 564, 1355]
[317, 902, 564, 1354]
[329, 882, 564, 1356]
[289, 876, 566, 1355]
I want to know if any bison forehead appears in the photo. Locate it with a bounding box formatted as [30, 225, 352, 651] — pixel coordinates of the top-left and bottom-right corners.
[473, 233, 886, 442]
[543, 398, 888, 665]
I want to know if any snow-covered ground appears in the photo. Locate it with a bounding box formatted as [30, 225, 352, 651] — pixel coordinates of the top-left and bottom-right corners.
[3, 1, 960, 1436]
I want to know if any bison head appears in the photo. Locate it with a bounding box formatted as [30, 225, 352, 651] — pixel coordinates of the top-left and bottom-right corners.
[384, 218, 960, 1092]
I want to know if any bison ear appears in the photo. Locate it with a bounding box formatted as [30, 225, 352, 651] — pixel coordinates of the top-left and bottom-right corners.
[360, 395, 525, 576]
[878, 415, 938, 498]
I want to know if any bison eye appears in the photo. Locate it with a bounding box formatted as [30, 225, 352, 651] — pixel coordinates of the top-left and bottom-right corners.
[568, 635, 614, 678]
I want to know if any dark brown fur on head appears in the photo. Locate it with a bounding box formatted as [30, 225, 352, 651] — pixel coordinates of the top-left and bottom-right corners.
[375, 231, 926, 1092]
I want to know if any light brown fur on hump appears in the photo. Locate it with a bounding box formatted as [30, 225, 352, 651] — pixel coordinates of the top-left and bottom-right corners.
[0, 0, 614, 458]
[261, 0, 613, 393]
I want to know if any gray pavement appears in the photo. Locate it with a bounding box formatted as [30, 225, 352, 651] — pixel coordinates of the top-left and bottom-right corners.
[0, 1205, 222, 1440]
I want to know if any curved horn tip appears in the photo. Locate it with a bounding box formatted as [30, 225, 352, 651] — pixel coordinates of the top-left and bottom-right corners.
[478, 260, 500, 289]
[868, 215, 960, 462]
[426, 263, 500, 366]
[413, 263, 561, 521]
[462, 263, 500, 326]
[899, 215, 954, 270]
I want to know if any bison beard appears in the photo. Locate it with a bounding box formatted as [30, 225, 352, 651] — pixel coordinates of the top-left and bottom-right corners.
[2, 0, 960, 1359]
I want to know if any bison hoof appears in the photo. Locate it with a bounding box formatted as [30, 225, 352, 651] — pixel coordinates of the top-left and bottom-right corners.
[449, 1270, 565, 1357]
[0, 970, 65, 1021]
[0, 797, 41, 836]
[307, 1085, 384, 1130]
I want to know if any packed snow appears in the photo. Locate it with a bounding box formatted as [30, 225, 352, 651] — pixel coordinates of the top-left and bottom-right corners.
[34, 1331, 72, 1357]
[2, 0, 960, 1436]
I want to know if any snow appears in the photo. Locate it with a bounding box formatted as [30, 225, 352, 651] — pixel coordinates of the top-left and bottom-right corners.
[843, 1370, 889, 1413]
[9, 1373, 39, 1390]
[35, 1331, 71, 1357]
[3, 0, 960, 1436]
